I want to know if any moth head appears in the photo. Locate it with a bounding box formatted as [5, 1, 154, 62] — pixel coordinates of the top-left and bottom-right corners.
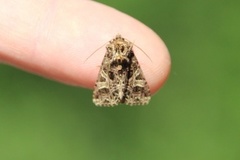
[107, 41, 132, 54]
[106, 35, 133, 63]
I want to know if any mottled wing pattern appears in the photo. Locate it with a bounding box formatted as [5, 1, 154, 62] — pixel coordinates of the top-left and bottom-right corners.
[93, 50, 120, 106]
[125, 50, 151, 105]
[92, 34, 151, 107]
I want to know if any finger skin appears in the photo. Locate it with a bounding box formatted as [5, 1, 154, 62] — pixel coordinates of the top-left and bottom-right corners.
[0, 0, 171, 94]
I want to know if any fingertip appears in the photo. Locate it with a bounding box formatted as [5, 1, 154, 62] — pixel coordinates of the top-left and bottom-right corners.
[0, 0, 171, 92]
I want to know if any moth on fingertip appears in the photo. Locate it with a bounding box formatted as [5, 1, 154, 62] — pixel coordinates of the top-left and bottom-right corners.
[92, 34, 151, 106]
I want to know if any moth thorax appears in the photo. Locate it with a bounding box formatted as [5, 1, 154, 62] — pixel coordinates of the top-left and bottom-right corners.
[116, 42, 129, 52]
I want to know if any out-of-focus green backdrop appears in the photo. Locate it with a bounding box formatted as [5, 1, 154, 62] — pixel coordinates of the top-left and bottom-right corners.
[1, 1, 240, 160]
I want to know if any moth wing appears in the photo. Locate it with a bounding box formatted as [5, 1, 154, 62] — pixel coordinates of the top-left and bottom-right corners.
[92, 52, 120, 107]
[125, 53, 151, 105]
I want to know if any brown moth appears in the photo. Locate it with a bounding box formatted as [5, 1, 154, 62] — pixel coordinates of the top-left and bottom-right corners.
[93, 34, 151, 106]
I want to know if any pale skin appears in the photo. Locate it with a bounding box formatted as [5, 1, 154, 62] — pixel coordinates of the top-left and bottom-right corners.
[0, 0, 171, 94]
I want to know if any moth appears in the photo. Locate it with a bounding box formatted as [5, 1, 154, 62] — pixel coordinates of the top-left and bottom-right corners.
[93, 34, 151, 106]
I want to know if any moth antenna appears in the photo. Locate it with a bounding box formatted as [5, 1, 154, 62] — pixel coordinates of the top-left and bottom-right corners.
[133, 43, 152, 62]
[84, 42, 108, 63]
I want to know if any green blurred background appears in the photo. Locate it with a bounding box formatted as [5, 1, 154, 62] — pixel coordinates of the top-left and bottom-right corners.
[1, 0, 240, 160]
